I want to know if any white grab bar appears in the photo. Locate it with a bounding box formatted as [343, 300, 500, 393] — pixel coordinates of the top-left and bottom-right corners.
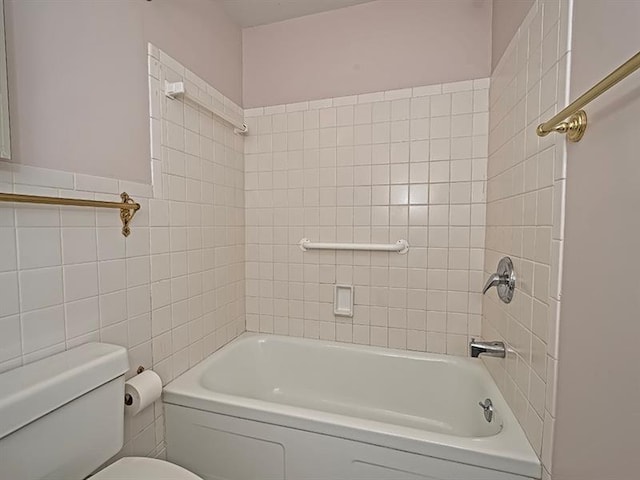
[299, 238, 409, 254]
[165, 81, 248, 135]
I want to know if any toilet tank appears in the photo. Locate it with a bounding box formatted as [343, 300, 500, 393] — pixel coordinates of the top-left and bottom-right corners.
[0, 343, 129, 480]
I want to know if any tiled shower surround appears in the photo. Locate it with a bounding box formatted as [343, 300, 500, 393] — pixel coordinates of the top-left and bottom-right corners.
[482, 1, 570, 478]
[244, 80, 489, 355]
[0, 45, 245, 458]
[0, 4, 570, 471]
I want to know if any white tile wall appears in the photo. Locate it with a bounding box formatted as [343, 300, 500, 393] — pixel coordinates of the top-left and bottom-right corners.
[0, 44, 245, 460]
[482, 1, 570, 477]
[0, 171, 150, 368]
[244, 79, 489, 355]
[0, 166, 160, 455]
[147, 44, 245, 388]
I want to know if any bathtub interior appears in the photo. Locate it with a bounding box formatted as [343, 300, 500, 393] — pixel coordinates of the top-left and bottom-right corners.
[198, 335, 502, 438]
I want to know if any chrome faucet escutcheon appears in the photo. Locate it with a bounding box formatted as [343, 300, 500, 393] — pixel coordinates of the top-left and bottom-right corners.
[482, 257, 516, 303]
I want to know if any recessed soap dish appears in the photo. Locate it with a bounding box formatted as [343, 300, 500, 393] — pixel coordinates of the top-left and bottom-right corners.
[334, 285, 354, 317]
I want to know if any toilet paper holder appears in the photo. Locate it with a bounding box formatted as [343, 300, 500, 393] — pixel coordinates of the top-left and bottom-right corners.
[124, 365, 145, 406]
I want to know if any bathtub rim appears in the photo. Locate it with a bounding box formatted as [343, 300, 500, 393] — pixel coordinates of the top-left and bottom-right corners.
[163, 333, 541, 479]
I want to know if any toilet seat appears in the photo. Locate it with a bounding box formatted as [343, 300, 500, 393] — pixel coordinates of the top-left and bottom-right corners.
[91, 457, 203, 480]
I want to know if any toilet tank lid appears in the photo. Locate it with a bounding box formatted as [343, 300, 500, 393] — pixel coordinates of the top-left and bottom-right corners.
[0, 342, 129, 440]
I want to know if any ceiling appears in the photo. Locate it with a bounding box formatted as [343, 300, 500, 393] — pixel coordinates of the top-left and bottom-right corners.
[221, 0, 374, 28]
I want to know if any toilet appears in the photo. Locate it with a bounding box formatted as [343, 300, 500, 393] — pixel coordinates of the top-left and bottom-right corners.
[0, 342, 203, 480]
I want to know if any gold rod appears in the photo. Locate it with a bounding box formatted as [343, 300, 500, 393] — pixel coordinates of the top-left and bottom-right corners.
[537, 50, 640, 139]
[0, 192, 139, 210]
[0, 191, 141, 237]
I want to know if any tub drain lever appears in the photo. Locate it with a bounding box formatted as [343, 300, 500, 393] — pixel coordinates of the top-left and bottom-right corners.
[478, 398, 494, 423]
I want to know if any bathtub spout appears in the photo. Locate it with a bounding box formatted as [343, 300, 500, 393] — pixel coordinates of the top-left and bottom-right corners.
[469, 339, 506, 358]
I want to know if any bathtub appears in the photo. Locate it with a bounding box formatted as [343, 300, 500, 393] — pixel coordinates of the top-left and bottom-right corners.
[163, 334, 540, 480]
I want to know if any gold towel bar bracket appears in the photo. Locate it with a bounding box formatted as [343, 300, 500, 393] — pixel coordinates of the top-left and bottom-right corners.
[119, 192, 139, 237]
[0, 191, 141, 237]
[537, 110, 588, 143]
[536, 50, 640, 142]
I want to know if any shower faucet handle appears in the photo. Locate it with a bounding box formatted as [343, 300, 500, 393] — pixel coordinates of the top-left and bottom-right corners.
[482, 257, 516, 304]
[482, 273, 503, 294]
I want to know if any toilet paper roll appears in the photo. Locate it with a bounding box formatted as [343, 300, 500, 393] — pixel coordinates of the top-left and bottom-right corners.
[124, 370, 162, 416]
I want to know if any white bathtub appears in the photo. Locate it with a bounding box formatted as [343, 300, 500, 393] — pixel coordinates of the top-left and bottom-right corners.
[163, 334, 540, 480]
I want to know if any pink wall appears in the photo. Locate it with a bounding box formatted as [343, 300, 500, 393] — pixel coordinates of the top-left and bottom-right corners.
[144, 0, 242, 105]
[242, 0, 492, 108]
[552, 1, 640, 479]
[4, 0, 242, 183]
[490, 0, 534, 71]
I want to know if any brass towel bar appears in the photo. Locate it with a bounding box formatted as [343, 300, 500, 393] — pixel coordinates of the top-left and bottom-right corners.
[537, 51, 640, 142]
[0, 191, 140, 237]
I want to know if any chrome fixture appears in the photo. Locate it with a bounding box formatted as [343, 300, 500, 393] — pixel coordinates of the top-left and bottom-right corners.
[469, 338, 506, 358]
[478, 398, 494, 423]
[482, 256, 516, 303]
